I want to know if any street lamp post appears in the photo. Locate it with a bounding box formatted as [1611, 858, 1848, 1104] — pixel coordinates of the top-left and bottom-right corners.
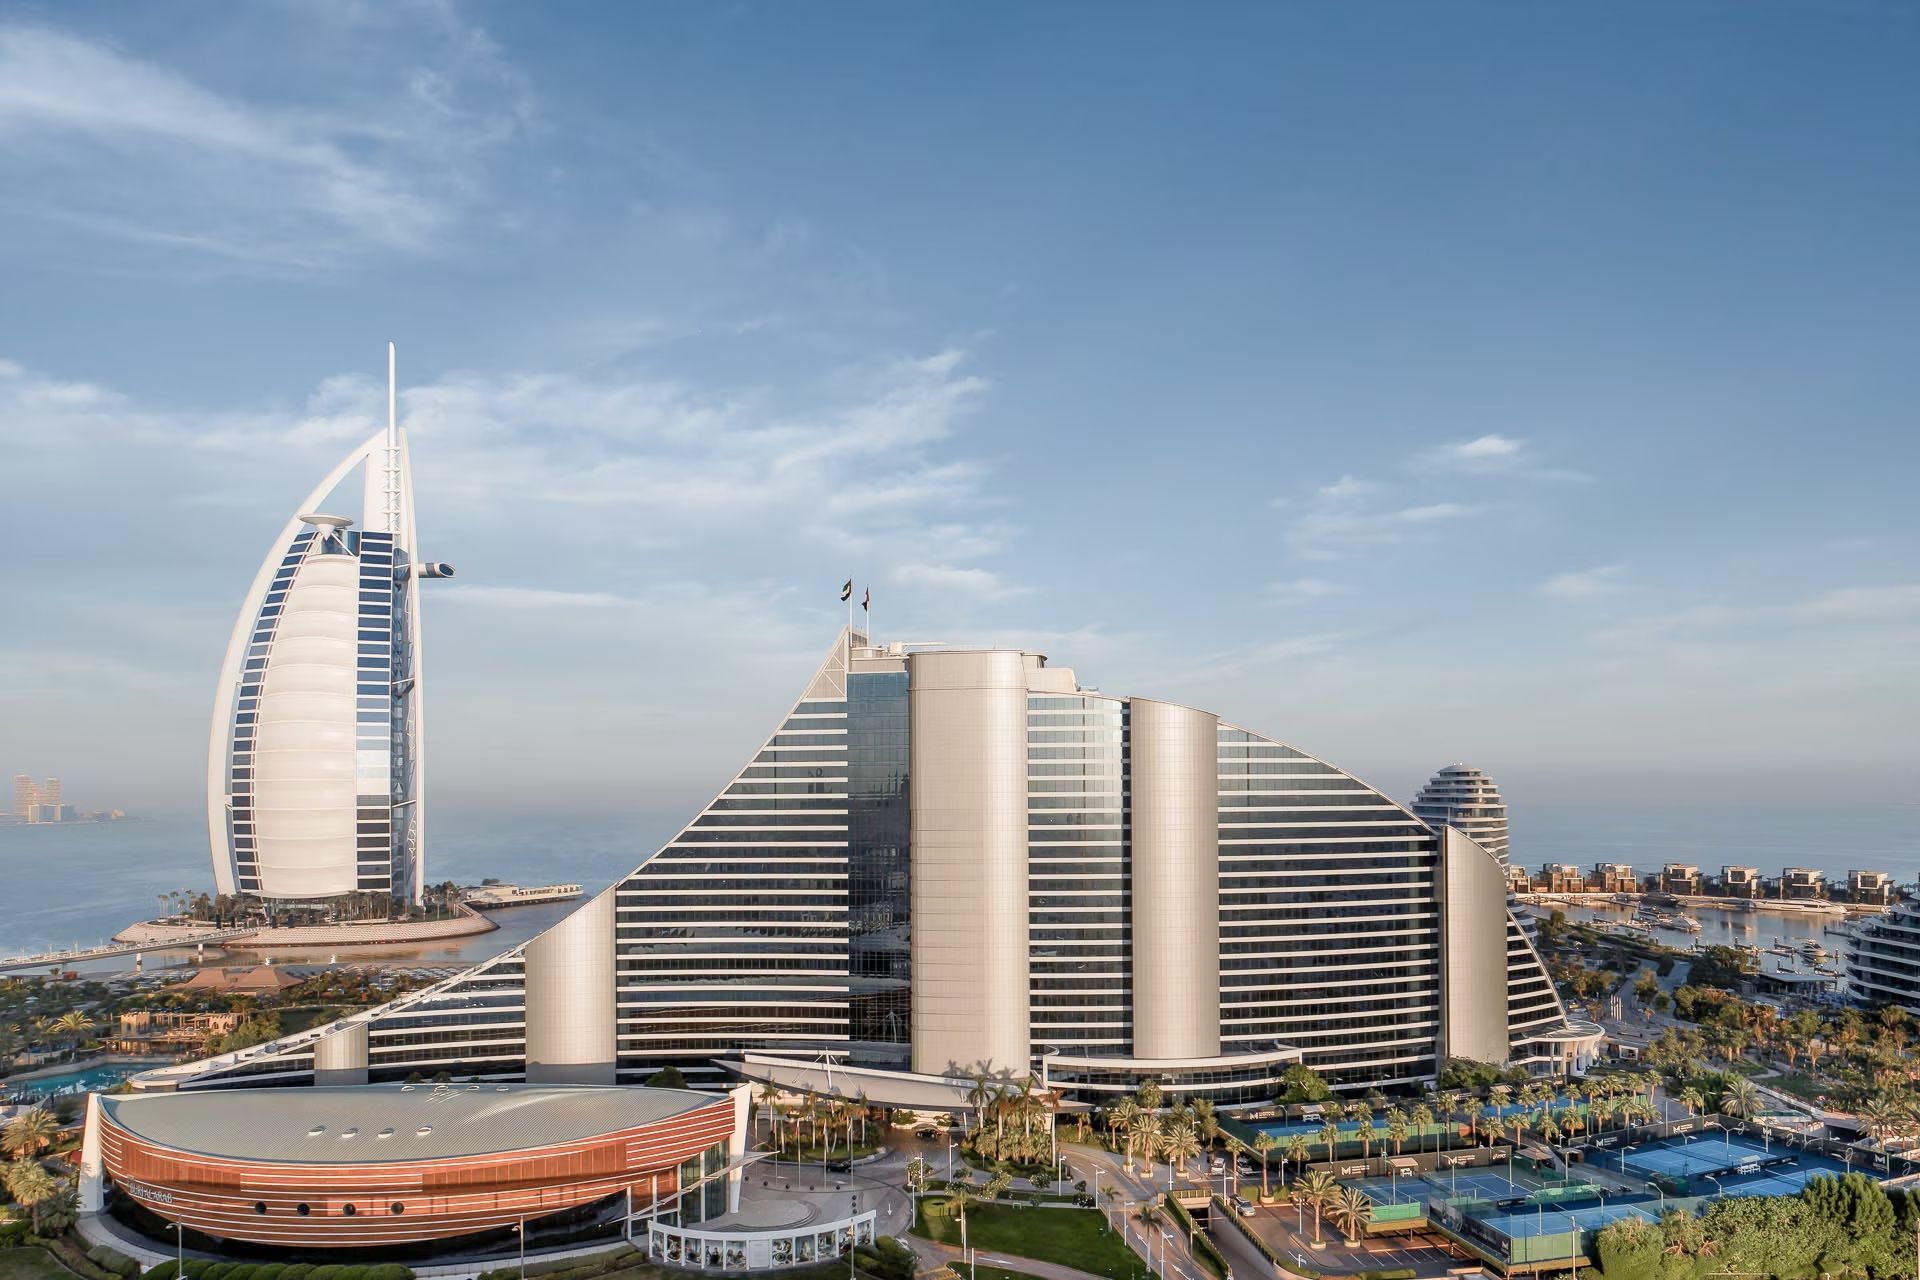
[170, 1221, 184, 1280]
[514, 1217, 527, 1280]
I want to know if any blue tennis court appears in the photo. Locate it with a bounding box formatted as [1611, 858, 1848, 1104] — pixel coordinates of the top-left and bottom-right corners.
[1617, 1132, 1774, 1181]
[1476, 1200, 1660, 1240]
[1421, 1168, 1547, 1202]
[1347, 1175, 1432, 1204]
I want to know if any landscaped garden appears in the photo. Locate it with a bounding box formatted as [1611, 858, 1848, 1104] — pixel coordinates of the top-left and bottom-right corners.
[913, 1201, 1140, 1280]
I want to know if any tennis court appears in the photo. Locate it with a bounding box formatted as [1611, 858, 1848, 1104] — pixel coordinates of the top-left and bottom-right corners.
[1617, 1131, 1774, 1181]
[1474, 1200, 1660, 1240]
[1349, 1176, 1413, 1204]
[1423, 1168, 1543, 1202]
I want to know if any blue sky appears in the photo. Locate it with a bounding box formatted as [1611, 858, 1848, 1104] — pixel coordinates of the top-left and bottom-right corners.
[0, 1, 1915, 829]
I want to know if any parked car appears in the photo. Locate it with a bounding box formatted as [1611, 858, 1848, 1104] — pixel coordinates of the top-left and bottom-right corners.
[1209, 1156, 1227, 1175]
[825, 1158, 852, 1173]
[1233, 1195, 1257, 1217]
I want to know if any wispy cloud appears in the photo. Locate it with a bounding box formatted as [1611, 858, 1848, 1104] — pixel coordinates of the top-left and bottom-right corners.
[0, 345, 1008, 606]
[1593, 583, 1920, 651]
[1318, 474, 1378, 501]
[0, 9, 532, 271]
[1539, 565, 1626, 600]
[440, 585, 632, 610]
[1440, 433, 1524, 465]
[1268, 577, 1345, 601]
[1794, 584, 1920, 621]
[1282, 491, 1476, 560]
[1417, 431, 1589, 482]
[891, 564, 1014, 595]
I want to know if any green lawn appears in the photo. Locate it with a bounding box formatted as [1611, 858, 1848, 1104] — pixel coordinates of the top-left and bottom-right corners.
[954, 1265, 1054, 1280]
[1765, 1071, 1832, 1102]
[0, 1250, 69, 1280]
[914, 1203, 1139, 1280]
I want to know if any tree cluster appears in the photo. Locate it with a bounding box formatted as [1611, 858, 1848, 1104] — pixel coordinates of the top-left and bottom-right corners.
[1595, 1173, 1920, 1280]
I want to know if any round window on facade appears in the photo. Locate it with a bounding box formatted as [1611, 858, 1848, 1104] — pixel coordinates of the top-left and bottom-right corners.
[342, 1204, 357, 1217]
[254, 1202, 267, 1215]
[296, 1203, 311, 1216]
[390, 1203, 405, 1216]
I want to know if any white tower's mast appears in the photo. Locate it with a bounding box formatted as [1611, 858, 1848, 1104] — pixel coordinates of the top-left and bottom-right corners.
[381, 342, 403, 534]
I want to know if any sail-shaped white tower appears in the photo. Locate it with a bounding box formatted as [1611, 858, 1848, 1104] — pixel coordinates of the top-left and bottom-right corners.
[207, 347, 452, 905]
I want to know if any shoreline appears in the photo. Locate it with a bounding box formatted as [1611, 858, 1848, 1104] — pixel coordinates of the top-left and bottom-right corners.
[111, 908, 497, 951]
[1518, 891, 1881, 916]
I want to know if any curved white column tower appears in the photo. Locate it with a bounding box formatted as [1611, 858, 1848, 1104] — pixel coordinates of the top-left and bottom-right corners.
[1127, 698, 1221, 1061]
[207, 347, 450, 905]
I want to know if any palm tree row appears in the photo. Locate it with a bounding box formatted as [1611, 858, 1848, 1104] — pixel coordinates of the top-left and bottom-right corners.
[756, 1084, 889, 1159]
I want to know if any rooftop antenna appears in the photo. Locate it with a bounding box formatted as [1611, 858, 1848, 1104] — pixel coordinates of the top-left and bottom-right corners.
[381, 342, 402, 534]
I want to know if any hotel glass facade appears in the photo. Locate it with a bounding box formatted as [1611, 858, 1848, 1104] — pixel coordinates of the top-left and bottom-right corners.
[1846, 900, 1920, 1015]
[154, 629, 1590, 1101]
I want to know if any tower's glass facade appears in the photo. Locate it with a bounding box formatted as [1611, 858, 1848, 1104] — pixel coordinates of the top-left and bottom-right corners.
[1028, 694, 1132, 1056]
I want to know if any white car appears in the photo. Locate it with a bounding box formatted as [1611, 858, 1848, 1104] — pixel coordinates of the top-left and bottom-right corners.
[1209, 1157, 1227, 1175]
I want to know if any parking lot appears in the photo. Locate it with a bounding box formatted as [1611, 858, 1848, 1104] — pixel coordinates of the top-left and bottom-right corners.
[1230, 1199, 1467, 1278]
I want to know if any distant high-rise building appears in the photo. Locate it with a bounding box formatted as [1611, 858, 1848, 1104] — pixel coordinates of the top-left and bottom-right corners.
[207, 348, 452, 905]
[11, 775, 64, 824]
[1412, 764, 1510, 865]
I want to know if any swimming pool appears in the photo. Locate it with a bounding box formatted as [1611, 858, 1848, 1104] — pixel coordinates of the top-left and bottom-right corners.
[4, 1062, 141, 1098]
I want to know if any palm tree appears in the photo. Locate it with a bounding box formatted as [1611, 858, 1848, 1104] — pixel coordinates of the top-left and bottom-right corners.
[1283, 1133, 1310, 1188]
[1161, 1119, 1201, 1188]
[3, 1158, 56, 1207]
[1677, 1086, 1704, 1118]
[1297, 1170, 1339, 1246]
[1253, 1132, 1278, 1198]
[1489, 1083, 1514, 1113]
[1439, 1090, 1463, 1142]
[1109, 1098, 1142, 1171]
[1386, 1107, 1409, 1156]
[1135, 1114, 1165, 1181]
[49, 1010, 94, 1056]
[1504, 1115, 1528, 1154]
[1538, 1110, 1562, 1157]
[1328, 1187, 1371, 1243]
[1411, 1103, 1434, 1154]
[1, 1108, 58, 1158]
[1319, 1120, 1342, 1164]
[32, 1188, 78, 1238]
[1720, 1078, 1762, 1122]
[1356, 1120, 1378, 1160]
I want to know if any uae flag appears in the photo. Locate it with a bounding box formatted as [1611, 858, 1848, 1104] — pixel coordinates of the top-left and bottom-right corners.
[862, 587, 870, 613]
[840, 579, 853, 602]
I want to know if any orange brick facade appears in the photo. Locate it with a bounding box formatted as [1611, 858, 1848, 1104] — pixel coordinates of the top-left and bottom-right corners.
[98, 1096, 735, 1248]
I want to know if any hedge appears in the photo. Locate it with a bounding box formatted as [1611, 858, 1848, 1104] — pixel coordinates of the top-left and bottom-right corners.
[87, 1244, 144, 1278]
[476, 1244, 642, 1280]
[1159, 1195, 1229, 1280]
[145, 1263, 414, 1280]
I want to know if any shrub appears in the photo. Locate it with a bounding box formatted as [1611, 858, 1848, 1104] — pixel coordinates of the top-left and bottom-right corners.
[856, 1236, 918, 1280]
[0, 1220, 31, 1248]
[86, 1244, 142, 1277]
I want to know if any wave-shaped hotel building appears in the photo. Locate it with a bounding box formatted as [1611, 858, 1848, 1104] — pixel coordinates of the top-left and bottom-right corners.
[149, 624, 1599, 1105]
